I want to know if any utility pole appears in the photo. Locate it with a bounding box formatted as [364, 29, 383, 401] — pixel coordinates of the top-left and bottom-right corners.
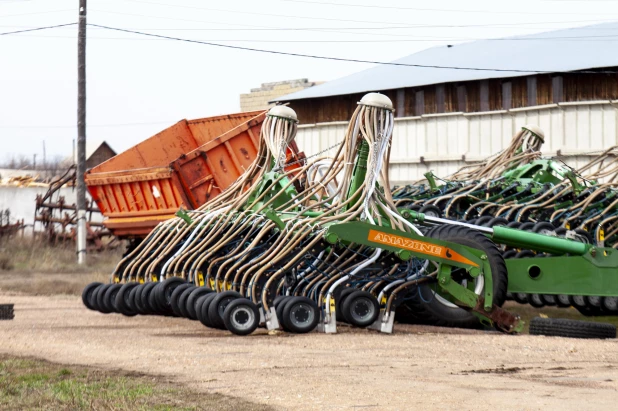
[42, 140, 46, 173]
[77, 0, 87, 264]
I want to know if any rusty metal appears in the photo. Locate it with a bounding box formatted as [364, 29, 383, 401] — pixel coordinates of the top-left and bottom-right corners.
[472, 298, 524, 333]
[85, 110, 305, 239]
[34, 166, 114, 251]
[0, 209, 24, 238]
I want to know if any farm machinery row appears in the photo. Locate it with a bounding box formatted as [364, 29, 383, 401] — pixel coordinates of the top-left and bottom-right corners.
[82, 93, 618, 338]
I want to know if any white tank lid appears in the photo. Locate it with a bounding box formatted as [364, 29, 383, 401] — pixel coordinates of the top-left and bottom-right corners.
[268, 105, 298, 122]
[522, 124, 545, 142]
[358, 92, 394, 110]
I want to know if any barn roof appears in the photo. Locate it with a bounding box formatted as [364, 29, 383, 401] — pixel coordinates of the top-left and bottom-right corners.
[273, 22, 618, 102]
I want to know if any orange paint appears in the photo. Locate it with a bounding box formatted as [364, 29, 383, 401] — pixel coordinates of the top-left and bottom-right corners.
[367, 229, 479, 267]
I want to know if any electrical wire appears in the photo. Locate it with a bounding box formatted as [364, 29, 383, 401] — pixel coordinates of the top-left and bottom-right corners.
[0, 22, 76, 36]
[87, 23, 618, 74]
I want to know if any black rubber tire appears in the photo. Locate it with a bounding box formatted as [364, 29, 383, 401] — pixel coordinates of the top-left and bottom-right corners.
[541, 294, 557, 306]
[533, 222, 556, 235]
[276, 296, 293, 330]
[340, 290, 379, 327]
[127, 284, 141, 313]
[208, 291, 242, 329]
[170, 283, 194, 317]
[584, 295, 602, 308]
[95, 284, 114, 314]
[186, 287, 213, 320]
[506, 221, 521, 229]
[513, 293, 529, 304]
[573, 228, 593, 244]
[273, 295, 289, 308]
[528, 294, 545, 308]
[407, 224, 508, 329]
[419, 204, 442, 218]
[177, 285, 197, 318]
[502, 250, 517, 259]
[133, 284, 150, 314]
[529, 317, 616, 339]
[569, 295, 587, 309]
[82, 282, 103, 311]
[102, 284, 123, 313]
[487, 218, 509, 228]
[474, 216, 493, 227]
[154, 277, 186, 313]
[197, 293, 218, 328]
[555, 294, 572, 308]
[281, 296, 319, 334]
[601, 297, 618, 313]
[149, 283, 167, 315]
[519, 222, 535, 231]
[115, 282, 139, 317]
[336, 287, 357, 322]
[139, 282, 158, 314]
[223, 298, 260, 336]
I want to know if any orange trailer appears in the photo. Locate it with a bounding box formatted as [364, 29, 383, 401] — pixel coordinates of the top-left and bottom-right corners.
[85, 111, 304, 238]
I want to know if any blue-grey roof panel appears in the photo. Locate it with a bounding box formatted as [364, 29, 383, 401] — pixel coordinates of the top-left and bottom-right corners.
[273, 22, 618, 102]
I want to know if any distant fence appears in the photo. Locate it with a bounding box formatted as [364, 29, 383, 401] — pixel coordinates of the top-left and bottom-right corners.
[294, 100, 618, 185]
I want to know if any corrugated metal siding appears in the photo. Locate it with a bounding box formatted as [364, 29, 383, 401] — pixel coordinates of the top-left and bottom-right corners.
[294, 100, 618, 185]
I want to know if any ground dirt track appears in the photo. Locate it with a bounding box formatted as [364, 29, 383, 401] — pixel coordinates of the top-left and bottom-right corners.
[1, 293, 618, 410]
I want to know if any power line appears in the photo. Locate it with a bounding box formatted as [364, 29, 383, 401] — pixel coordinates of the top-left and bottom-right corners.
[0, 22, 76, 36]
[114, 0, 618, 27]
[88, 23, 618, 73]
[0, 9, 73, 19]
[0, 121, 176, 129]
[278, 0, 617, 16]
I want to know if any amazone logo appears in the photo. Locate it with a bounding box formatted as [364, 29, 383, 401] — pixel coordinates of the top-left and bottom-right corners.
[367, 229, 479, 267]
[369, 230, 443, 256]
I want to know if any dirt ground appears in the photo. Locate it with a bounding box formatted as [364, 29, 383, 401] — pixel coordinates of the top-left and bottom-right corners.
[1, 291, 617, 411]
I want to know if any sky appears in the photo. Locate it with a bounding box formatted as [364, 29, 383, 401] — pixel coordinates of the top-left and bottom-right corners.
[1, 0, 618, 162]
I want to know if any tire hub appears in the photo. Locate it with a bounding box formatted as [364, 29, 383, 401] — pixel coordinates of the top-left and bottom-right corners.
[350, 297, 374, 321]
[291, 303, 313, 326]
[218, 298, 235, 317]
[232, 306, 254, 330]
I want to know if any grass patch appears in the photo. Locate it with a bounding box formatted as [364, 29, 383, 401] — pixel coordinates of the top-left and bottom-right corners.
[0, 237, 122, 274]
[0, 354, 272, 411]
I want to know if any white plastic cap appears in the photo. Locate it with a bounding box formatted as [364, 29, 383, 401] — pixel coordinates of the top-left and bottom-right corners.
[522, 124, 545, 142]
[268, 105, 298, 122]
[358, 92, 394, 111]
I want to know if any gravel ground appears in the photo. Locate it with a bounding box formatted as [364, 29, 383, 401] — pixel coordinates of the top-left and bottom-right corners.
[1, 293, 617, 410]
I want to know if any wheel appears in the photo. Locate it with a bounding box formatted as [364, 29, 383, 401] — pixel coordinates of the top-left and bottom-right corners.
[487, 218, 509, 228]
[133, 283, 150, 314]
[601, 297, 618, 313]
[208, 291, 242, 329]
[474, 216, 493, 226]
[584, 295, 602, 309]
[533, 222, 556, 235]
[541, 294, 557, 306]
[519, 222, 535, 231]
[529, 317, 616, 339]
[95, 284, 114, 314]
[555, 294, 572, 308]
[275, 296, 293, 330]
[419, 204, 441, 218]
[115, 282, 139, 317]
[154, 277, 186, 314]
[273, 295, 289, 308]
[177, 285, 197, 318]
[407, 224, 508, 329]
[170, 283, 194, 317]
[528, 294, 545, 308]
[281, 297, 319, 333]
[569, 295, 587, 309]
[573, 229, 593, 244]
[512, 293, 528, 304]
[186, 287, 213, 320]
[82, 282, 102, 311]
[336, 287, 357, 322]
[139, 282, 159, 315]
[340, 290, 379, 327]
[149, 283, 168, 315]
[197, 293, 218, 328]
[102, 284, 123, 313]
[223, 298, 260, 336]
[506, 221, 521, 229]
[502, 250, 517, 259]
